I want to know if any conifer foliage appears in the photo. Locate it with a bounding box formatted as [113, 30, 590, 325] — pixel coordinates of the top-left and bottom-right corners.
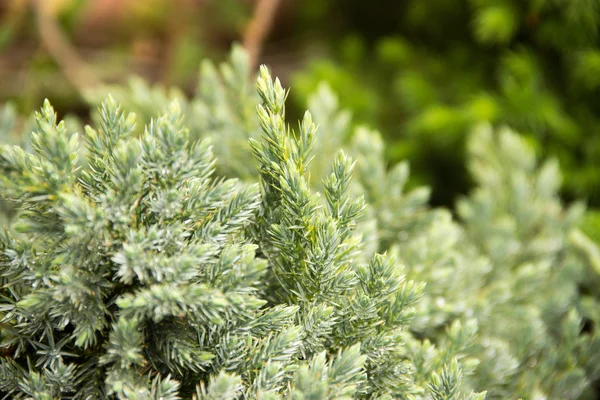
[307, 83, 600, 398]
[314, 89, 600, 398]
[3, 44, 599, 399]
[0, 66, 485, 398]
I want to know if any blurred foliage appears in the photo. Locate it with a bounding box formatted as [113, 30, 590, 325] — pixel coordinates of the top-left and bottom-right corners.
[2, 0, 600, 215]
[0, 0, 255, 116]
[292, 0, 600, 208]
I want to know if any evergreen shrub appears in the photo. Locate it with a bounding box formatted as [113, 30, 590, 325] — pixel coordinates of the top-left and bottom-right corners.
[1, 46, 599, 399]
[0, 61, 485, 398]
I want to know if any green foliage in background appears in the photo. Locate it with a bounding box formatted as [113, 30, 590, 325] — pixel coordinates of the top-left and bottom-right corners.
[292, 0, 600, 208]
[0, 104, 25, 227]
[0, 0, 254, 115]
[0, 64, 486, 398]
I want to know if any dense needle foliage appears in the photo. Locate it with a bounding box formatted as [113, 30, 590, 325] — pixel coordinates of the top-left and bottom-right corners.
[1, 46, 599, 399]
[0, 64, 486, 399]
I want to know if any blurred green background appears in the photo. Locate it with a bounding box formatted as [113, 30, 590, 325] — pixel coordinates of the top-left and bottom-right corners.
[1, 0, 600, 230]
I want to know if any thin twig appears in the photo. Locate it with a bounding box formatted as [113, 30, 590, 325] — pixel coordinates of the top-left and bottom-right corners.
[33, 0, 101, 93]
[243, 0, 280, 70]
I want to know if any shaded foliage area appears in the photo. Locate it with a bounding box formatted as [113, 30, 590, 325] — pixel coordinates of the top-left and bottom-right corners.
[292, 0, 600, 209]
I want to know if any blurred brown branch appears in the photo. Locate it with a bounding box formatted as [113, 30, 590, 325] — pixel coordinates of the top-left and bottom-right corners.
[243, 0, 280, 70]
[33, 0, 101, 93]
